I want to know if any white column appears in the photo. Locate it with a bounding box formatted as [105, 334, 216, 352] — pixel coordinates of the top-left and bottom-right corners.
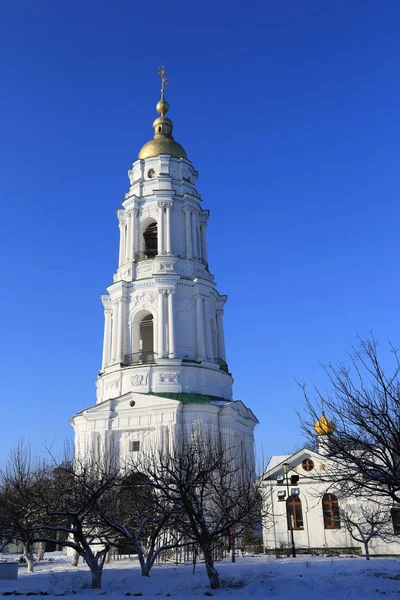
[167, 289, 176, 358]
[216, 310, 226, 361]
[157, 202, 165, 255]
[204, 300, 213, 360]
[101, 309, 112, 370]
[184, 207, 193, 259]
[165, 202, 172, 255]
[195, 295, 206, 360]
[200, 223, 208, 264]
[111, 301, 120, 363]
[118, 222, 124, 267]
[158, 289, 166, 358]
[191, 211, 197, 259]
[119, 298, 128, 362]
[131, 208, 138, 259]
[125, 212, 131, 262]
[136, 211, 141, 256]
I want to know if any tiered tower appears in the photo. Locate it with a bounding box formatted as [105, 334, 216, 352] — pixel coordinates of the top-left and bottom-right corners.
[72, 69, 258, 462]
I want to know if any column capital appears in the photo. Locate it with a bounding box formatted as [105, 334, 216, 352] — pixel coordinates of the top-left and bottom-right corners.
[158, 288, 169, 295]
[182, 206, 193, 215]
[194, 293, 204, 301]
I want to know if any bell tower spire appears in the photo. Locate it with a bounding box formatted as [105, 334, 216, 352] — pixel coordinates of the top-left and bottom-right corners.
[71, 70, 258, 466]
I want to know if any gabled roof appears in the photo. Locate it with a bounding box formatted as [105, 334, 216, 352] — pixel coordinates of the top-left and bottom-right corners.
[262, 447, 321, 480]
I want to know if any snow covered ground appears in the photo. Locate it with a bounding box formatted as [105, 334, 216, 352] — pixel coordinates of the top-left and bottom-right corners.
[1, 552, 400, 598]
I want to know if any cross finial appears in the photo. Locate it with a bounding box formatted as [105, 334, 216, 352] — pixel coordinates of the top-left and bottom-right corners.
[157, 65, 168, 97]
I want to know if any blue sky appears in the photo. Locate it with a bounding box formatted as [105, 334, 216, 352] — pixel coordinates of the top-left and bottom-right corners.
[1, 0, 399, 465]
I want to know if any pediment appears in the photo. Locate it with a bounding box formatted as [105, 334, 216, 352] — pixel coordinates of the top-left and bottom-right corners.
[263, 447, 322, 480]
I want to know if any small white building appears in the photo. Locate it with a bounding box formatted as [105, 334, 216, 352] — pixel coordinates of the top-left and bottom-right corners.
[71, 72, 258, 464]
[261, 415, 400, 557]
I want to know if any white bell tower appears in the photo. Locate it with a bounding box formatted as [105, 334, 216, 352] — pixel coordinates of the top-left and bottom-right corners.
[72, 68, 258, 463]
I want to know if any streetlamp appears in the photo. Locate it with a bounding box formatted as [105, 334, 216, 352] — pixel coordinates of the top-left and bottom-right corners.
[282, 462, 296, 558]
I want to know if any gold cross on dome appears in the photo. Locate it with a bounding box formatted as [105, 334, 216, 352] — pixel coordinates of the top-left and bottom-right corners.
[158, 65, 168, 93]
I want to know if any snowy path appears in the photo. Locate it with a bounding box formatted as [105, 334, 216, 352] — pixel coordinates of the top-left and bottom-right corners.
[0, 553, 400, 598]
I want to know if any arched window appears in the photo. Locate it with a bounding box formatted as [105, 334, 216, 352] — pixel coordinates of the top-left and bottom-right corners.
[139, 314, 154, 362]
[322, 493, 340, 529]
[391, 507, 400, 535]
[143, 222, 157, 258]
[286, 495, 304, 530]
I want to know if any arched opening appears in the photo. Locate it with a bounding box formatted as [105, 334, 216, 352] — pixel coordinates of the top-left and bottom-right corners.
[322, 493, 340, 529]
[286, 495, 304, 530]
[391, 507, 400, 534]
[139, 314, 154, 362]
[143, 222, 158, 258]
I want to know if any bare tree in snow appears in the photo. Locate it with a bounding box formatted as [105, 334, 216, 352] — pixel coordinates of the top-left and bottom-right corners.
[0, 441, 48, 572]
[136, 434, 263, 590]
[300, 337, 400, 510]
[339, 501, 395, 560]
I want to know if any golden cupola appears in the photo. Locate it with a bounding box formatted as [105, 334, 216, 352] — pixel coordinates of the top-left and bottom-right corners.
[138, 66, 188, 161]
[314, 413, 335, 436]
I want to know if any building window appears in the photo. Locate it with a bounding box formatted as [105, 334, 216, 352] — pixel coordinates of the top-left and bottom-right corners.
[322, 493, 341, 529]
[129, 441, 140, 452]
[286, 495, 304, 530]
[302, 458, 314, 472]
[391, 507, 400, 534]
[143, 222, 158, 258]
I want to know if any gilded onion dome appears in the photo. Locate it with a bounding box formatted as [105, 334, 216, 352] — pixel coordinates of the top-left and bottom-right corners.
[314, 414, 335, 436]
[138, 66, 187, 161]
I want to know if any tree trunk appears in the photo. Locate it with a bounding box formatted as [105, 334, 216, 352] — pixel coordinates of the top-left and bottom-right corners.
[90, 565, 103, 589]
[71, 550, 79, 567]
[23, 543, 34, 573]
[203, 547, 220, 590]
[37, 541, 45, 561]
[364, 542, 370, 560]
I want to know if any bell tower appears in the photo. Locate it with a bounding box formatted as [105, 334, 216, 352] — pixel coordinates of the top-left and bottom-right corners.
[72, 68, 258, 462]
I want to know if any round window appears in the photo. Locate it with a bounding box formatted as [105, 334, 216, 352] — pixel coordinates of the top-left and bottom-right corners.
[147, 168, 155, 179]
[129, 400, 136, 407]
[302, 458, 314, 472]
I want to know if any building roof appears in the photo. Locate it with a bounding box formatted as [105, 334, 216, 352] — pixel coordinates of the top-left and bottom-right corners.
[142, 392, 229, 404]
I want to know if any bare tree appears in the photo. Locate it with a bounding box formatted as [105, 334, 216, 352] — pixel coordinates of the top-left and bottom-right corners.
[0, 443, 121, 588]
[300, 336, 400, 509]
[0, 442, 48, 572]
[35, 453, 121, 589]
[98, 469, 185, 577]
[137, 435, 263, 590]
[339, 501, 394, 560]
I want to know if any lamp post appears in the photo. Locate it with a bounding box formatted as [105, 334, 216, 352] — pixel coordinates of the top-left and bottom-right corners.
[282, 462, 296, 558]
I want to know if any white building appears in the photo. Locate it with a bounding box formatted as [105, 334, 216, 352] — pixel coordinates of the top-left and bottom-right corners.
[261, 415, 400, 556]
[71, 71, 258, 463]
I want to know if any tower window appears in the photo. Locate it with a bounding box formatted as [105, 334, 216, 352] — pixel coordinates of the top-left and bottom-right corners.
[286, 495, 304, 530]
[322, 493, 340, 529]
[147, 168, 156, 179]
[143, 222, 157, 258]
[129, 440, 140, 452]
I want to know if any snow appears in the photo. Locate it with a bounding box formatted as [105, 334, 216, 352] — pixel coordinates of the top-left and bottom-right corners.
[1, 552, 400, 598]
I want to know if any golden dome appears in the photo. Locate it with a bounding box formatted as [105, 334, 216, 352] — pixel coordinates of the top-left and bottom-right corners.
[138, 116, 187, 160]
[314, 414, 335, 435]
[138, 67, 188, 161]
[156, 98, 169, 116]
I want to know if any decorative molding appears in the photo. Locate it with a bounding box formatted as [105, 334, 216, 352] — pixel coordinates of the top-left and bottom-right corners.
[158, 372, 179, 384]
[132, 291, 157, 307]
[105, 378, 119, 391]
[159, 262, 174, 272]
[130, 373, 148, 386]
